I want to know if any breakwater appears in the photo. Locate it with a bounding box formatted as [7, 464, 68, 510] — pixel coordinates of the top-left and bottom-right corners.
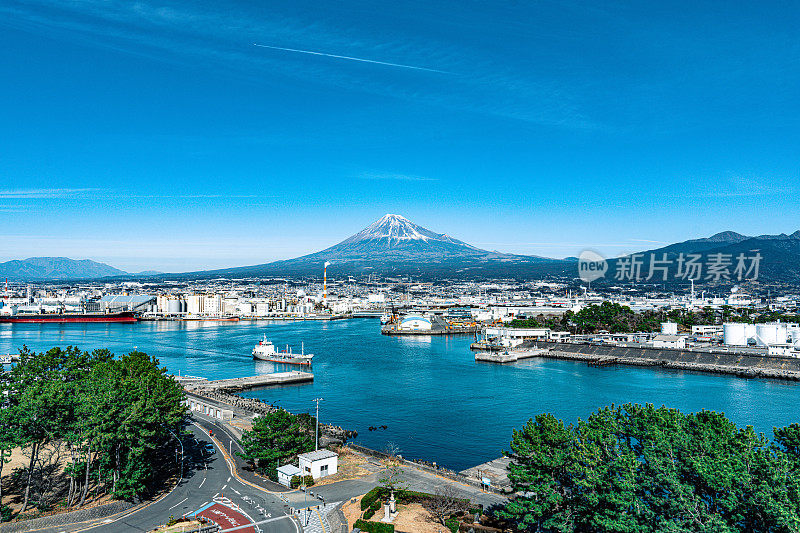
[188, 388, 357, 442]
[536, 342, 800, 381]
[474, 348, 547, 363]
[185, 371, 314, 392]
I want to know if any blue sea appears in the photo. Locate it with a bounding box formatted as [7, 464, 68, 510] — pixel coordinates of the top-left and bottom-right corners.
[2, 319, 798, 471]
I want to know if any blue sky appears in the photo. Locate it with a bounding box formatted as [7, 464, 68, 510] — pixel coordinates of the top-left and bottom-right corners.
[1, 0, 799, 272]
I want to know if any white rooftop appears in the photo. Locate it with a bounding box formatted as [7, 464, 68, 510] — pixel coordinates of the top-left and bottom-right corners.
[277, 464, 302, 476]
[298, 449, 338, 462]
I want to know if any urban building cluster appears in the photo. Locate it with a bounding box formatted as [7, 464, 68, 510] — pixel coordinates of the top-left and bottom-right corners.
[2, 277, 799, 355]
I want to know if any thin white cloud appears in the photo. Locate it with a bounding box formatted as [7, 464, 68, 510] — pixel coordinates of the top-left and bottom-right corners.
[0, 0, 595, 128]
[253, 43, 450, 74]
[358, 173, 438, 182]
[0, 188, 96, 199]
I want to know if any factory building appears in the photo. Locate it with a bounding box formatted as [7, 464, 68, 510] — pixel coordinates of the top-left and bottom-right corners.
[98, 294, 156, 313]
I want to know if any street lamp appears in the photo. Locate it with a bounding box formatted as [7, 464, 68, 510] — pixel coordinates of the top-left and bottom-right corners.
[312, 398, 324, 451]
[163, 426, 184, 479]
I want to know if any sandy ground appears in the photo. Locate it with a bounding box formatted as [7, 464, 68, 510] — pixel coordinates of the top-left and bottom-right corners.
[309, 447, 373, 487]
[392, 503, 453, 533]
[2, 444, 117, 517]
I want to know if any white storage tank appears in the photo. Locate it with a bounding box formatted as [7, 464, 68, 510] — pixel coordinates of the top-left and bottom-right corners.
[167, 298, 181, 314]
[755, 323, 788, 347]
[791, 330, 800, 349]
[661, 322, 678, 335]
[723, 323, 748, 346]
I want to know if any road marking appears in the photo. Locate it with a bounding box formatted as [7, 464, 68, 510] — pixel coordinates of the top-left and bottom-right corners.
[315, 506, 327, 533]
[168, 497, 188, 510]
[199, 476, 206, 488]
[232, 488, 241, 495]
[219, 514, 294, 532]
[191, 421, 286, 496]
[222, 484, 228, 490]
[227, 476, 231, 482]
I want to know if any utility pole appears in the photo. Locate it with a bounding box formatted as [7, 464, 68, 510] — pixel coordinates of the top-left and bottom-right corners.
[323, 262, 330, 302]
[163, 426, 184, 479]
[313, 398, 324, 450]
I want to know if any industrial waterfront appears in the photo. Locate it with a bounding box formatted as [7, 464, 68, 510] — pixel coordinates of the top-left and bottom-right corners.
[3, 318, 800, 472]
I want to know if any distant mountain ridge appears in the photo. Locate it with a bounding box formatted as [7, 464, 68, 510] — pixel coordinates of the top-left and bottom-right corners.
[0, 257, 127, 281]
[604, 230, 800, 284]
[189, 214, 562, 279]
[5, 221, 800, 283]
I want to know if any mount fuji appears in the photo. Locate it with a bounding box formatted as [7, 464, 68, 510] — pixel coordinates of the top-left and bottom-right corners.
[194, 214, 567, 279]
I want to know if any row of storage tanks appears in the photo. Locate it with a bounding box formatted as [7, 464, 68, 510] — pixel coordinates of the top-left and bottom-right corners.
[722, 322, 800, 347]
[156, 296, 187, 314]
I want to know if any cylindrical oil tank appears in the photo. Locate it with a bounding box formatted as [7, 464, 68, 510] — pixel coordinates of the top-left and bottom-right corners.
[723, 323, 748, 346]
[791, 330, 800, 348]
[756, 323, 788, 347]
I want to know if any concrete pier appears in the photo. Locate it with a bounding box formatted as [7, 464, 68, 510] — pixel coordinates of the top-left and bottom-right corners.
[474, 348, 549, 363]
[184, 371, 314, 392]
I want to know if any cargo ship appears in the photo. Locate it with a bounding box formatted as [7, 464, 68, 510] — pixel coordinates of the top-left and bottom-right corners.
[0, 311, 138, 324]
[252, 335, 313, 366]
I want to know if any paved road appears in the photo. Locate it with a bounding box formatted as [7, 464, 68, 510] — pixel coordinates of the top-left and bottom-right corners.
[31, 417, 300, 533]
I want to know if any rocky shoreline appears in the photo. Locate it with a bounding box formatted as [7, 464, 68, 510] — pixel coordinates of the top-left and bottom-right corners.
[188, 388, 358, 441]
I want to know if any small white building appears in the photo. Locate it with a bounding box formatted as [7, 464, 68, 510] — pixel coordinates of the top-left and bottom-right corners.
[652, 335, 687, 349]
[768, 344, 797, 357]
[298, 449, 339, 479]
[691, 325, 723, 336]
[276, 464, 302, 487]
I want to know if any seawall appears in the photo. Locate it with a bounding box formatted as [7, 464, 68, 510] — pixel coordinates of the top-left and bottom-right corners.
[533, 341, 800, 381]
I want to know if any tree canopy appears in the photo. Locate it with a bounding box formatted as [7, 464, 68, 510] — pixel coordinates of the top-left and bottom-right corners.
[238, 409, 314, 480]
[1, 346, 187, 518]
[497, 404, 800, 532]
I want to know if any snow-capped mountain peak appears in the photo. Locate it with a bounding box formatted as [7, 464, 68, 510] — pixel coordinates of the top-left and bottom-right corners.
[345, 214, 455, 244]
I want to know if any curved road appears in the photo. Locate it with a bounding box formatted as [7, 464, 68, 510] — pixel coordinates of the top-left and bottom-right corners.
[32, 416, 301, 533]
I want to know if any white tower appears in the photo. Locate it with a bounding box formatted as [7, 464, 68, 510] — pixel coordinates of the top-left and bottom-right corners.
[323, 262, 331, 301]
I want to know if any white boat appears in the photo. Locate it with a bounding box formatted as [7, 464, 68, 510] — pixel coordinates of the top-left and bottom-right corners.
[380, 312, 392, 325]
[252, 335, 314, 366]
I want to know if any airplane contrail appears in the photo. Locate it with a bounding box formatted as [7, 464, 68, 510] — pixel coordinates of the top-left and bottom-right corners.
[253, 43, 448, 74]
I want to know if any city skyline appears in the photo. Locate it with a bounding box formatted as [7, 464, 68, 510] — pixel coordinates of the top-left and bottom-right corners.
[2, 1, 799, 271]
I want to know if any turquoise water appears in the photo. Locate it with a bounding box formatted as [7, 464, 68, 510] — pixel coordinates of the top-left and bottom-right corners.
[2, 319, 799, 471]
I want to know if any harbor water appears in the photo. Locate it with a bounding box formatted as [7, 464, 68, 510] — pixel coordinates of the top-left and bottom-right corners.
[2, 319, 799, 471]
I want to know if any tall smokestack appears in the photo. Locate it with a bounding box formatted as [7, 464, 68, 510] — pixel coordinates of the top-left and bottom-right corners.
[323, 262, 331, 300]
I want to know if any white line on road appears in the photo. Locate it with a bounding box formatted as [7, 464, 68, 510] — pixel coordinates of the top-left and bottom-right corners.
[232, 488, 241, 495]
[227, 476, 231, 482]
[168, 497, 188, 510]
[222, 484, 228, 490]
[199, 476, 206, 488]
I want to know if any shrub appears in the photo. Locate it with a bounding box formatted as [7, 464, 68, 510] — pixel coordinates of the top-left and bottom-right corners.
[361, 487, 384, 510]
[303, 475, 315, 487]
[445, 517, 460, 533]
[354, 518, 394, 533]
[363, 507, 376, 520]
[0, 504, 12, 523]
